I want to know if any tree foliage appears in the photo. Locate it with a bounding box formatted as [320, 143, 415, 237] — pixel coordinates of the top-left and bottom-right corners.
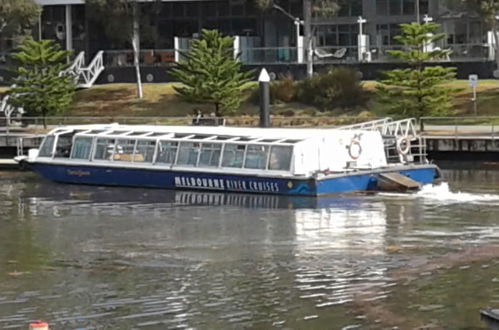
[0, 0, 40, 40]
[9, 39, 76, 127]
[376, 23, 457, 119]
[462, 0, 499, 69]
[170, 29, 254, 116]
[86, 0, 152, 98]
[85, 0, 155, 47]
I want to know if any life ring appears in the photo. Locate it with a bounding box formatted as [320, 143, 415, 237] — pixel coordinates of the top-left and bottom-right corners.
[397, 137, 411, 155]
[348, 139, 362, 160]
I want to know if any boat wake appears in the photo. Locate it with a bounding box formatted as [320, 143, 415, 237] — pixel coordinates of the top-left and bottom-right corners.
[381, 182, 499, 205]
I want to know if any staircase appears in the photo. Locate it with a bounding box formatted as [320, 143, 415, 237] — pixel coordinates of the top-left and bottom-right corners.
[60, 51, 105, 89]
[0, 93, 24, 126]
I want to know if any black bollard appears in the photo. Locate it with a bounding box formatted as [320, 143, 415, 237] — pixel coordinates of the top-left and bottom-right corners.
[258, 68, 270, 128]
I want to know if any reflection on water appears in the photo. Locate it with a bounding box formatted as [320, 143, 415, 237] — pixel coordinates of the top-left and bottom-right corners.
[0, 169, 499, 328]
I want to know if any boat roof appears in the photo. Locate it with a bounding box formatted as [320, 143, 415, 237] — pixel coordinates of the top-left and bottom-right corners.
[49, 124, 372, 144]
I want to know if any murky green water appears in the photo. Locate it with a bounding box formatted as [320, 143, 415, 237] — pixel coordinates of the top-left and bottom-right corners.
[0, 167, 498, 329]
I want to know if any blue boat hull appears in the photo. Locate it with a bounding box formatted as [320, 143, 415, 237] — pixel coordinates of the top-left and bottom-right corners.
[27, 162, 440, 196]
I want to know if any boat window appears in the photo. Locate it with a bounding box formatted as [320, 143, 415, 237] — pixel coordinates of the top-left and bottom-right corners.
[134, 140, 156, 163]
[71, 137, 93, 160]
[94, 138, 115, 160]
[244, 144, 269, 169]
[54, 134, 74, 158]
[268, 146, 292, 171]
[112, 139, 137, 162]
[221, 144, 246, 168]
[38, 135, 55, 157]
[156, 141, 178, 164]
[198, 143, 222, 167]
[176, 142, 200, 166]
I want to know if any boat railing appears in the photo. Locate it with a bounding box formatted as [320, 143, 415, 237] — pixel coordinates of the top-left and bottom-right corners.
[16, 135, 45, 157]
[339, 117, 427, 164]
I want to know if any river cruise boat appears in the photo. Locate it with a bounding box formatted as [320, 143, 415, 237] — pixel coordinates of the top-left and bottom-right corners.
[16, 119, 441, 196]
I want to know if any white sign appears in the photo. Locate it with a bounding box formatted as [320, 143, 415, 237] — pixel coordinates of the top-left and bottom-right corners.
[468, 74, 478, 87]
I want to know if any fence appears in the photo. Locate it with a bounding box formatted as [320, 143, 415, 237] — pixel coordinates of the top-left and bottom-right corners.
[420, 116, 499, 137]
[101, 43, 492, 67]
[1, 115, 382, 130]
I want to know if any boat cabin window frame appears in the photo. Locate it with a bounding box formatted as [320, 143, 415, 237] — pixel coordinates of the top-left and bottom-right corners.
[268, 145, 293, 171]
[133, 139, 157, 163]
[92, 137, 117, 161]
[155, 140, 180, 165]
[221, 143, 247, 168]
[112, 138, 138, 162]
[70, 136, 94, 160]
[38, 135, 56, 158]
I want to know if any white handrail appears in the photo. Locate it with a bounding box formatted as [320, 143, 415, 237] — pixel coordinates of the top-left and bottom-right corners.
[59, 51, 104, 89]
[78, 51, 104, 88]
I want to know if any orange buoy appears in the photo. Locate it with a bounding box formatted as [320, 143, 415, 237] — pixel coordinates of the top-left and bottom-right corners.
[29, 321, 49, 330]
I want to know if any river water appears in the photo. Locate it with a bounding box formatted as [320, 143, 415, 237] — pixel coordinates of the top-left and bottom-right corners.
[1, 166, 499, 329]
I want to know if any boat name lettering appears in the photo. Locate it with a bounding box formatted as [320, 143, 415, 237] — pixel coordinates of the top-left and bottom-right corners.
[174, 176, 279, 192]
[67, 169, 91, 177]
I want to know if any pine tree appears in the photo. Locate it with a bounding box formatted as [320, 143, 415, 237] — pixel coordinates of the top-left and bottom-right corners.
[170, 29, 254, 116]
[376, 23, 457, 119]
[9, 39, 76, 128]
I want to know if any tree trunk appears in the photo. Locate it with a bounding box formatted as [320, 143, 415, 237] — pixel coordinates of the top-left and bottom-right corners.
[215, 102, 220, 117]
[492, 21, 499, 73]
[132, 2, 143, 99]
[42, 109, 46, 129]
[303, 0, 313, 77]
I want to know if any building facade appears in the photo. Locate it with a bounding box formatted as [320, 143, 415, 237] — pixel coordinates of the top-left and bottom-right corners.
[0, 0, 494, 83]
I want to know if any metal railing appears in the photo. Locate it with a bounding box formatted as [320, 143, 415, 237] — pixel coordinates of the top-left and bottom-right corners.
[339, 117, 427, 164]
[104, 49, 176, 67]
[60, 51, 85, 83]
[78, 51, 105, 88]
[100, 43, 492, 67]
[420, 116, 499, 138]
[59, 51, 104, 88]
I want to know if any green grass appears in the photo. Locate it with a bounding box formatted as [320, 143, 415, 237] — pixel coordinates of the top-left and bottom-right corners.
[3, 80, 499, 120]
[364, 80, 499, 117]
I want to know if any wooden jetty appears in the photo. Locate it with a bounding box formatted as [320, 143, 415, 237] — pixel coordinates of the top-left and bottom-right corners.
[421, 118, 499, 161]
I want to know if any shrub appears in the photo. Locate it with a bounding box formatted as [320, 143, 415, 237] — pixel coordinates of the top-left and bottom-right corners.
[296, 67, 368, 110]
[270, 76, 297, 103]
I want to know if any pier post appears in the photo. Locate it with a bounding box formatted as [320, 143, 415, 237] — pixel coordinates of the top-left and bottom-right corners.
[258, 68, 270, 128]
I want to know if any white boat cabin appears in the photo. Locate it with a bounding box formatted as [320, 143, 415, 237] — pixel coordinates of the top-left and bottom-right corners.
[34, 124, 388, 177]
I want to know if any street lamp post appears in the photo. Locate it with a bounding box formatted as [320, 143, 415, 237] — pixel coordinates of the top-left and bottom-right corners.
[357, 16, 367, 62]
[416, 0, 420, 24]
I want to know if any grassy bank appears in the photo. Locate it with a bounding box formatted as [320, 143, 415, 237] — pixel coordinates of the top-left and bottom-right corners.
[69, 80, 499, 118]
[2, 80, 499, 119]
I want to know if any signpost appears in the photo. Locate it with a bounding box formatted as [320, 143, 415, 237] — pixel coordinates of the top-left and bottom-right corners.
[469, 74, 478, 116]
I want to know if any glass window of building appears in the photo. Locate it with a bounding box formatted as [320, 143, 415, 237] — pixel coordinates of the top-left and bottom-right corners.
[38, 135, 55, 157]
[199, 143, 222, 167]
[244, 145, 269, 169]
[134, 140, 156, 163]
[268, 146, 292, 171]
[222, 144, 246, 168]
[376, 0, 388, 15]
[71, 137, 93, 160]
[338, 0, 362, 17]
[389, 0, 402, 15]
[402, 0, 415, 15]
[94, 138, 115, 160]
[177, 142, 200, 166]
[157, 141, 178, 164]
